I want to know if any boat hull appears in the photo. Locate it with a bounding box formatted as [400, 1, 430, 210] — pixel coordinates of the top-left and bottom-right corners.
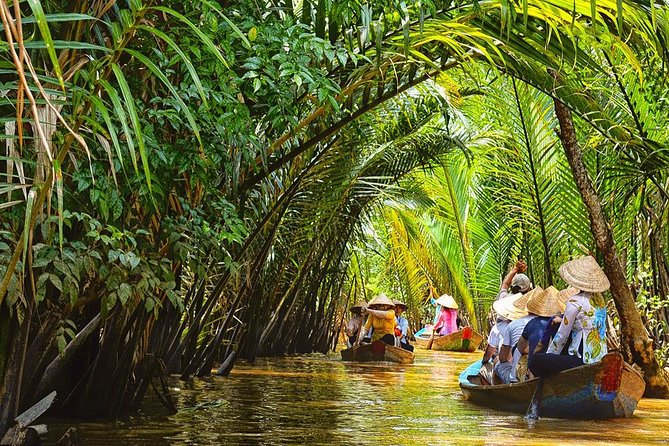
[340, 341, 414, 364]
[415, 327, 483, 352]
[458, 352, 645, 419]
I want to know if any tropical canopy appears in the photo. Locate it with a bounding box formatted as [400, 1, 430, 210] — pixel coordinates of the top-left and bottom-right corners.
[1, 0, 669, 435]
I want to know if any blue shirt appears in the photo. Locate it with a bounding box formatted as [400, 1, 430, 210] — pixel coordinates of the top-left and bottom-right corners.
[430, 298, 441, 325]
[396, 316, 409, 342]
[521, 316, 552, 362]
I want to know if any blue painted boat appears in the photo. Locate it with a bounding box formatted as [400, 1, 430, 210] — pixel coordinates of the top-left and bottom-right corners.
[459, 352, 645, 419]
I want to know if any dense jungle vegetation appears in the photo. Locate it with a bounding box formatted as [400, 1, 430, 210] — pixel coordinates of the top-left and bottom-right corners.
[1, 0, 669, 435]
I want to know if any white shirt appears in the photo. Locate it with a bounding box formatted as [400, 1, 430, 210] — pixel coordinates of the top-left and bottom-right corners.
[487, 320, 509, 351]
[501, 315, 536, 382]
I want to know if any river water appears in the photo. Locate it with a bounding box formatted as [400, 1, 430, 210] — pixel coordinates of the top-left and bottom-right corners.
[45, 349, 669, 445]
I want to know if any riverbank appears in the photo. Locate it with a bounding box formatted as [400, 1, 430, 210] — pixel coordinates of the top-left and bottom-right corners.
[43, 349, 669, 445]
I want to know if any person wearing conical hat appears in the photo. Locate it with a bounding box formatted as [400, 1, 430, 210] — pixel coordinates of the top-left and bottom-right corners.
[432, 294, 458, 336]
[514, 286, 564, 381]
[359, 294, 396, 345]
[483, 291, 530, 360]
[393, 300, 414, 352]
[345, 300, 368, 347]
[479, 292, 530, 384]
[494, 287, 543, 384]
[492, 260, 534, 331]
[530, 256, 610, 378]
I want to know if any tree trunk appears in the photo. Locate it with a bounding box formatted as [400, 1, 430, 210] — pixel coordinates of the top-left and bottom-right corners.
[553, 96, 669, 397]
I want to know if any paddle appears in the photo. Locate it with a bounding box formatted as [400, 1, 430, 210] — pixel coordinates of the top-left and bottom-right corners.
[525, 377, 544, 420]
[426, 327, 436, 350]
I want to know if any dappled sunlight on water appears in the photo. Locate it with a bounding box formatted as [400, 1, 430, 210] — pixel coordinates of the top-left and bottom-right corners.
[46, 348, 669, 445]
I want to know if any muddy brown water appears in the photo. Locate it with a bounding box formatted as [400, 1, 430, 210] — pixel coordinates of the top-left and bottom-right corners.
[45, 349, 669, 445]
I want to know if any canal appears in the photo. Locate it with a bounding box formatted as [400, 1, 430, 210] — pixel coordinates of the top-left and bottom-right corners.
[46, 349, 669, 445]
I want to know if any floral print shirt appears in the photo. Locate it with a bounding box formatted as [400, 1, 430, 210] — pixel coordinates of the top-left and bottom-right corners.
[547, 292, 607, 364]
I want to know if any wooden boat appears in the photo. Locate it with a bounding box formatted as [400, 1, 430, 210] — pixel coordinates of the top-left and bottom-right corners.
[458, 352, 645, 419]
[415, 327, 483, 352]
[340, 341, 414, 364]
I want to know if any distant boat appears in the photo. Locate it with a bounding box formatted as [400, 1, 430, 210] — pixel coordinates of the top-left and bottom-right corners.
[458, 352, 645, 419]
[340, 341, 415, 364]
[415, 327, 483, 352]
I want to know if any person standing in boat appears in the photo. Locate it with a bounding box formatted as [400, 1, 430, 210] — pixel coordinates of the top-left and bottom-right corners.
[359, 294, 397, 345]
[494, 287, 544, 384]
[345, 300, 368, 347]
[530, 256, 610, 377]
[393, 299, 414, 352]
[432, 294, 458, 336]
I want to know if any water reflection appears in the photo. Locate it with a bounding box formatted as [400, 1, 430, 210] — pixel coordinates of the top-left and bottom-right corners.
[45, 348, 669, 445]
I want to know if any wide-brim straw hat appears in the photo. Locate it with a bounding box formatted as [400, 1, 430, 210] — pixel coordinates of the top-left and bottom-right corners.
[393, 299, 408, 310]
[557, 287, 579, 311]
[493, 293, 528, 321]
[559, 256, 610, 293]
[526, 286, 562, 317]
[368, 293, 395, 308]
[511, 273, 532, 292]
[513, 286, 544, 310]
[436, 293, 458, 309]
[350, 300, 368, 312]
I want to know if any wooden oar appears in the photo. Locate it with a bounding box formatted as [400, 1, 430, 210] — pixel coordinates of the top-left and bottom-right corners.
[525, 377, 545, 420]
[426, 328, 436, 350]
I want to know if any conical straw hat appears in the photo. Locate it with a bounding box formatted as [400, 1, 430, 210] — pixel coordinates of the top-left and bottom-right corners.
[368, 293, 395, 308]
[513, 286, 544, 310]
[393, 299, 408, 310]
[559, 256, 610, 293]
[526, 286, 562, 317]
[436, 293, 458, 309]
[350, 300, 368, 311]
[493, 293, 528, 321]
[557, 287, 579, 311]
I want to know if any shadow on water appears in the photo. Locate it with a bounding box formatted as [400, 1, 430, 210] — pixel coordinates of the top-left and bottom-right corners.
[44, 348, 669, 445]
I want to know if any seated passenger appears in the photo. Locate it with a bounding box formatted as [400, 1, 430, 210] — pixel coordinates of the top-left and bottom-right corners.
[479, 291, 528, 384]
[494, 287, 544, 384]
[393, 300, 414, 352]
[530, 256, 610, 377]
[432, 294, 458, 336]
[359, 294, 396, 345]
[515, 286, 565, 381]
[345, 300, 368, 347]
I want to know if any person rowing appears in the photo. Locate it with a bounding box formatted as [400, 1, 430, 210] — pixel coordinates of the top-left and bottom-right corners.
[432, 294, 458, 336]
[358, 294, 397, 346]
[345, 300, 368, 347]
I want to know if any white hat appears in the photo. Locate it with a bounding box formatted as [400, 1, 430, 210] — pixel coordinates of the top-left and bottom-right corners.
[436, 293, 458, 309]
[493, 293, 528, 321]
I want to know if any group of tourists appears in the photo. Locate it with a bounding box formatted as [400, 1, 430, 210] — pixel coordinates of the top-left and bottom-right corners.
[345, 294, 415, 352]
[479, 255, 610, 385]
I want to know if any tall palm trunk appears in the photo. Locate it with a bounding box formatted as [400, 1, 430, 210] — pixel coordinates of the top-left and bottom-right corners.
[553, 95, 669, 397]
[512, 80, 554, 285]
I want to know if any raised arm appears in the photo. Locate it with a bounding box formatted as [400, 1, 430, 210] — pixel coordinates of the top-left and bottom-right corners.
[500, 260, 527, 292]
